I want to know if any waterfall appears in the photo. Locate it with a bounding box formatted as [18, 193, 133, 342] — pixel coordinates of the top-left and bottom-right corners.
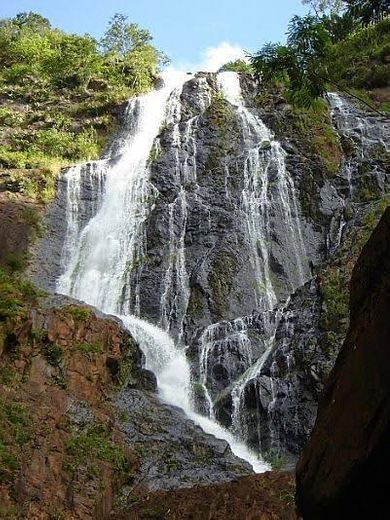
[122, 315, 267, 471]
[57, 69, 269, 473]
[57, 77, 178, 314]
[217, 72, 308, 309]
[59, 161, 107, 275]
[328, 92, 390, 250]
[192, 72, 309, 449]
[328, 92, 390, 155]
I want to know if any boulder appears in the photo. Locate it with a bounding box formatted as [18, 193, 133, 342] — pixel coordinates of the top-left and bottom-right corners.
[296, 207, 390, 518]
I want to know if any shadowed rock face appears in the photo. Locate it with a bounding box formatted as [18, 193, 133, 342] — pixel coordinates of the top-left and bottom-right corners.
[296, 207, 390, 519]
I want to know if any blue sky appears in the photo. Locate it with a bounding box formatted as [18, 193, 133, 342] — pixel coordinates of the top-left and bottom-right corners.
[0, 0, 310, 69]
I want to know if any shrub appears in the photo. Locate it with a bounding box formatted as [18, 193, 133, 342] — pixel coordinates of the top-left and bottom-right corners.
[75, 342, 102, 356]
[42, 343, 63, 367]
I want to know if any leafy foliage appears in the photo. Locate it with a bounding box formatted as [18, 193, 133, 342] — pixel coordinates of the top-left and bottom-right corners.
[328, 16, 390, 89]
[345, 0, 390, 26]
[302, 0, 345, 13]
[252, 6, 389, 107]
[0, 12, 167, 201]
[218, 59, 253, 74]
[251, 15, 331, 107]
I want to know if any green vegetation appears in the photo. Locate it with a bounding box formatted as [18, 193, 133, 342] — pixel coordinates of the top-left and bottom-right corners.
[219, 59, 253, 74]
[42, 343, 63, 367]
[303, 1, 389, 25]
[320, 196, 390, 352]
[328, 17, 390, 91]
[251, 15, 332, 107]
[0, 399, 31, 486]
[65, 423, 129, 476]
[75, 341, 102, 356]
[291, 99, 342, 175]
[0, 11, 167, 202]
[251, 4, 389, 108]
[263, 449, 285, 471]
[0, 268, 44, 322]
[63, 305, 91, 321]
[320, 267, 349, 333]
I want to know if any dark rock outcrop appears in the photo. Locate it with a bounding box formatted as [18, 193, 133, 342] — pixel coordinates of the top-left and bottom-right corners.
[296, 207, 390, 519]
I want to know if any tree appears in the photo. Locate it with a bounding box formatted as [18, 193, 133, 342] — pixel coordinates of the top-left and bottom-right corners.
[101, 13, 152, 58]
[322, 12, 357, 42]
[218, 59, 253, 74]
[344, 0, 390, 25]
[100, 13, 165, 93]
[302, 0, 345, 14]
[251, 15, 332, 107]
[12, 12, 51, 32]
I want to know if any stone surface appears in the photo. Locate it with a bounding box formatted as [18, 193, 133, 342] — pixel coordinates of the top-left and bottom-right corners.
[0, 191, 42, 267]
[296, 207, 390, 519]
[115, 472, 295, 519]
[30, 74, 390, 460]
[0, 298, 252, 518]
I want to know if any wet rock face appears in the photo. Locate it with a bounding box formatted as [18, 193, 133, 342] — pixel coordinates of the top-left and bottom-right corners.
[32, 73, 390, 460]
[115, 389, 251, 492]
[296, 208, 390, 519]
[30, 162, 106, 291]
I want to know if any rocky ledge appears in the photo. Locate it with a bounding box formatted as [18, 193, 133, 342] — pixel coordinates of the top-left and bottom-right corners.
[0, 295, 253, 519]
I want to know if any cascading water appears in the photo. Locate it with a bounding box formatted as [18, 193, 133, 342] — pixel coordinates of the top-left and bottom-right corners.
[57, 69, 269, 472]
[328, 92, 390, 251]
[217, 72, 308, 309]
[328, 92, 390, 155]
[192, 72, 310, 450]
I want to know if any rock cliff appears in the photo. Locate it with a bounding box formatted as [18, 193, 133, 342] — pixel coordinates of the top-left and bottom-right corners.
[0, 295, 253, 518]
[296, 207, 390, 519]
[31, 72, 390, 461]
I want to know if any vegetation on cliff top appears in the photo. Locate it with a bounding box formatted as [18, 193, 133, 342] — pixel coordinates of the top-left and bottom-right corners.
[250, 3, 389, 110]
[0, 12, 167, 202]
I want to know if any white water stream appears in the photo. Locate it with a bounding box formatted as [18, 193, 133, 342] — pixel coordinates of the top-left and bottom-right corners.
[57, 69, 269, 472]
[217, 72, 308, 309]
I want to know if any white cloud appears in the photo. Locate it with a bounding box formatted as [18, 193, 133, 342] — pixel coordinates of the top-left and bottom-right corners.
[200, 42, 247, 72]
[177, 42, 247, 73]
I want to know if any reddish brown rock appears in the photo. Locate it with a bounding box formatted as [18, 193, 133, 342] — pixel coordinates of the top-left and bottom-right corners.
[296, 207, 390, 519]
[0, 191, 42, 267]
[117, 472, 296, 520]
[0, 304, 140, 519]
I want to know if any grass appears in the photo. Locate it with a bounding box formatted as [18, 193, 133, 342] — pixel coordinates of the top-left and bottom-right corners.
[0, 80, 125, 203]
[63, 305, 91, 321]
[65, 423, 129, 475]
[329, 17, 390, 91]
[0, 268, 45, 322]
[75, 341, 102, 356]
[0, 399, 31, 486]
[291, 99, 342, 176]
